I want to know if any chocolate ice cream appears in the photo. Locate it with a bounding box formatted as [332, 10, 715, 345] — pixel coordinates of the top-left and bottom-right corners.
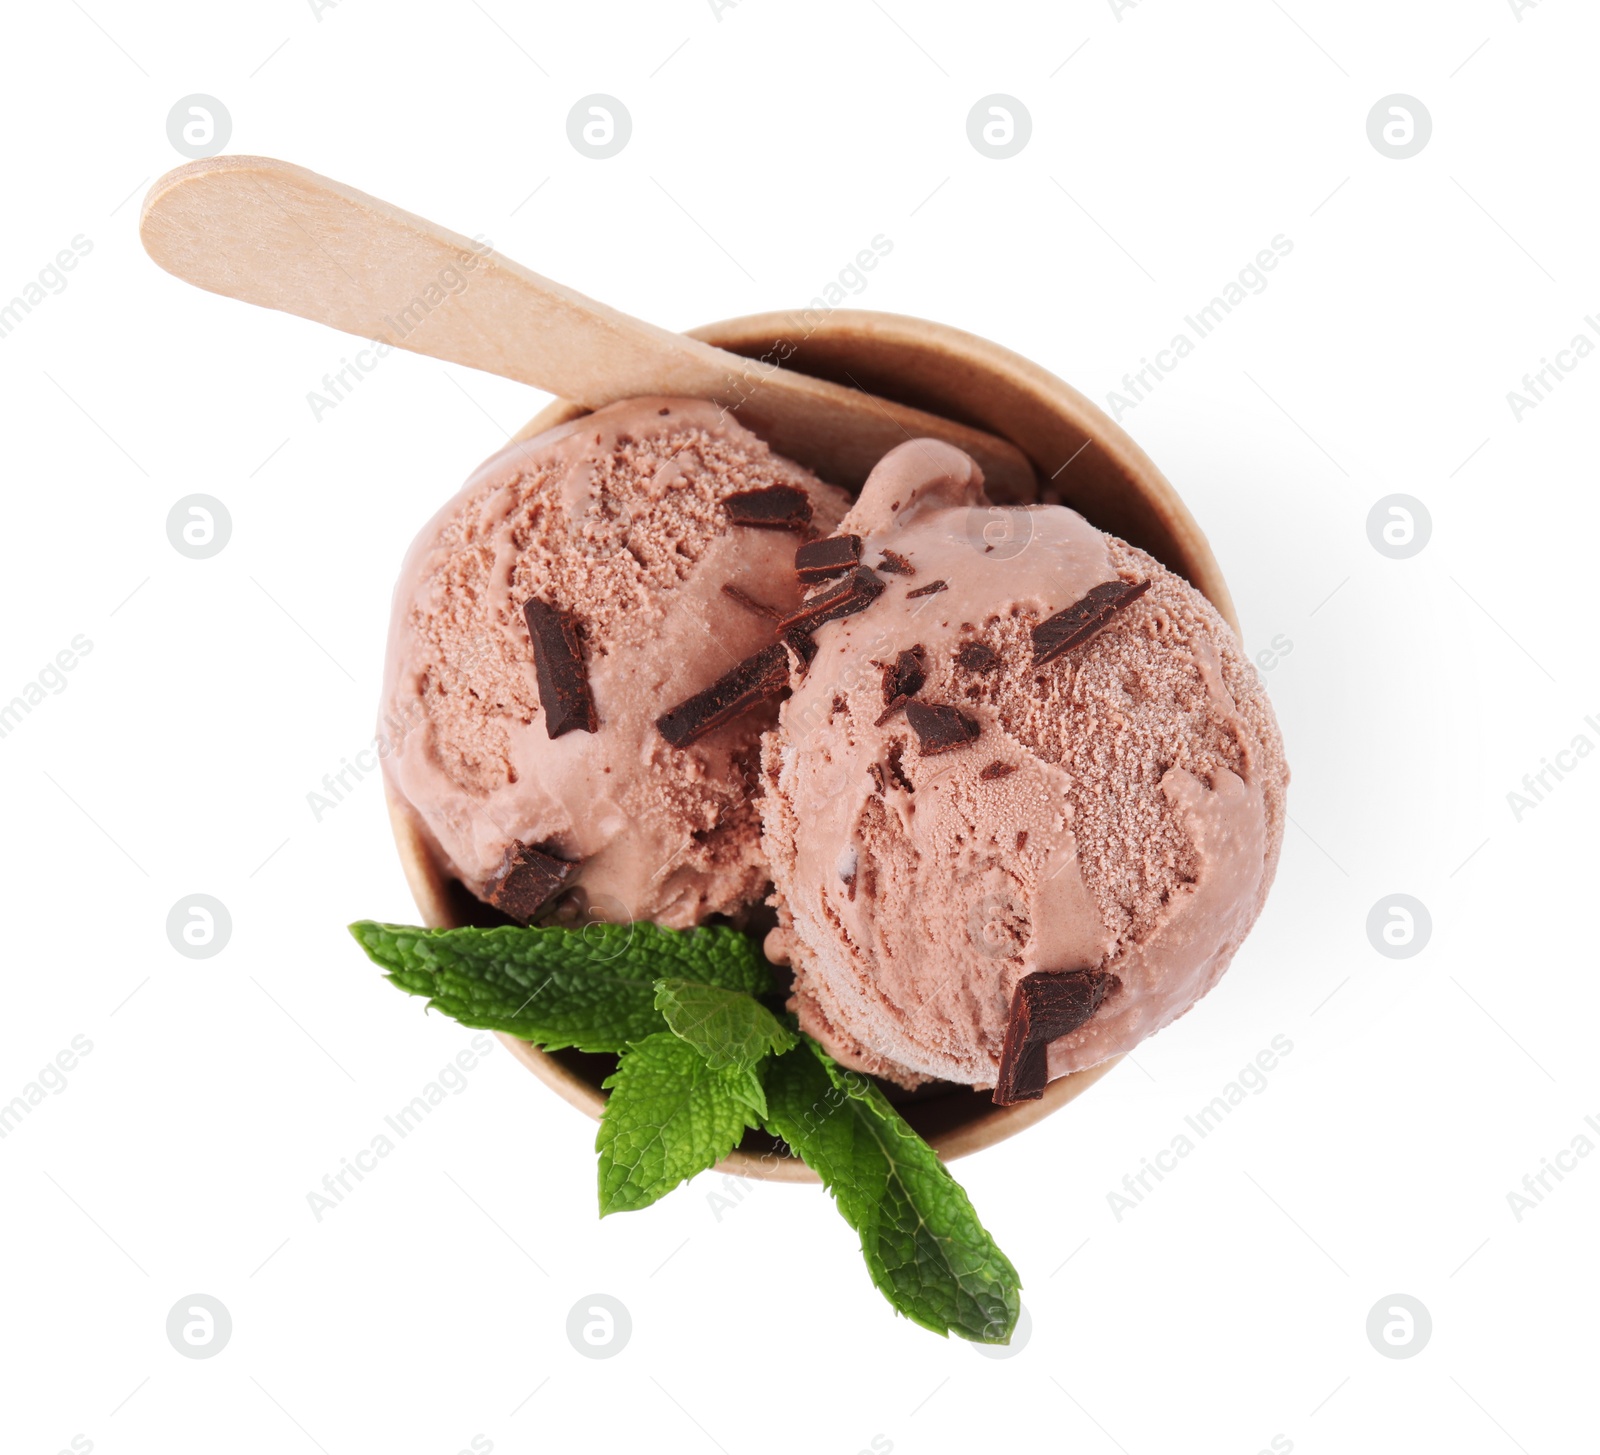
[382, 397, 850, 927]
[759, 440, 1287, 1096]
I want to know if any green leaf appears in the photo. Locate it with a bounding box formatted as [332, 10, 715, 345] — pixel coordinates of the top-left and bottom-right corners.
[654, 979, 797, 1073]
[596, 1033, 763, 1215]
[349, 920, 772, 1054]
[764, 1040, 1021, 1344]
[722, 1061, 769, 1123]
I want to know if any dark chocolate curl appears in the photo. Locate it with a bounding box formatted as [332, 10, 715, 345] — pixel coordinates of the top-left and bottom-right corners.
[904, 700, 981, 756]
[777, 567, 885, 635]
[724, 484, 813, 531]
[523, 598, 599, 739]
[1031, 579, 1151, 666]
[656, 644, 791, 749]
[484, 841, 581, 924]
[993, 969, 1119, 1104]
[795, 535, 863, 583]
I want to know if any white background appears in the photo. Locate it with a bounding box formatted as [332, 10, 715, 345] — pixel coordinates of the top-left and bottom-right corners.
[1, 2, 1594, 1452]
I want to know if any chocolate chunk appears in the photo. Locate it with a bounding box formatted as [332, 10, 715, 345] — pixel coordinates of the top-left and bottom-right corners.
[993, 968, 1120, 1105]
[876, 549, 916, 577]
[904, 701, 981, 756]
[724, 484, 813, 531]
[657, 643, 790, 749]
[881, 646, 926, 705]
[777, 567, 885, 634]
[980, 761, 1017, 781]
[906, 579, 948, 599]
[783, 627, 819, 668]
[795, 534, 863, 582]
[484, 841, 580, 925]
[875, 646, 927, 726]
[523, 598, 598, 739]
[957, 641, 1002, 674]
[1032, 579, 1151, 666]
[721, 583, 781, 621]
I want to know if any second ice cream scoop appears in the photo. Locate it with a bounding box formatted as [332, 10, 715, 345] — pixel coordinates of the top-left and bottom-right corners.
[760, 441, 1288, 1096]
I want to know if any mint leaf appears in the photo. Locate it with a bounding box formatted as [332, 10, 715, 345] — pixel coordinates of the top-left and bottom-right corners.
[654, 979, 797, 1073]
[352, 920, 658, 1051]
[721, 1061, 769, 1123]
[596, 1033, 762, 1215]
[350, 920, 772, 1053]
[764, 1040, 1021, 1343]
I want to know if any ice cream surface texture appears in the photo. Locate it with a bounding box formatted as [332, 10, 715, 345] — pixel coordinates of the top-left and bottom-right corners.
[760, 440, 1287, 1091]
[382, 397, 850, 928]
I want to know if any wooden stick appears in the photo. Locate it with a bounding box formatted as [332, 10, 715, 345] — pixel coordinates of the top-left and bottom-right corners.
[140, 156, 1037, 498]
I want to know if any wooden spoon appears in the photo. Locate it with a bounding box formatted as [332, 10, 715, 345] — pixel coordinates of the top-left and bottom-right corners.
[139, 156, 1037, 498]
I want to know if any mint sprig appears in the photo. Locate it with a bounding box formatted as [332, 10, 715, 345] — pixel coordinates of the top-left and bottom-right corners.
[354, 918, 1021, 1343]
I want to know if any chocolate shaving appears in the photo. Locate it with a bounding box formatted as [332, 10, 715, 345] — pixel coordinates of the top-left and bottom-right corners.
[904, 701, 981, 756]
[795, 535, 863, 583]
[777, 567, 885, 635]
[885, 741, 915, 794]
[906, 579, 948, 599]
[882, 646, 926, 702]
[484, 841, 580, 925]
[876, 549, 916, 577]
[523, 598, 598, 739]
[1032, 579, 1151, 666]
[993, 969, 1120, 1104]
[721, 583, 782, 621]
[957, 641, 1002, 674]
[657, 643, 791, 749]
[980, 761, 1017, 781]
[783, 627, 819, 669]
[724, 484, 813, 531]
[875, 646, 927, 726]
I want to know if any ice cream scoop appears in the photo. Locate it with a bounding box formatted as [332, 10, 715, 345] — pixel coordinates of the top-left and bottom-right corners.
[382, 396, 850, 928]
[760, 440, 1287, 1095]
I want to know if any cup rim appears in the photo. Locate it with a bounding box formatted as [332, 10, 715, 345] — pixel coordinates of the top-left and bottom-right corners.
[386, 307, 1239, 1180]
